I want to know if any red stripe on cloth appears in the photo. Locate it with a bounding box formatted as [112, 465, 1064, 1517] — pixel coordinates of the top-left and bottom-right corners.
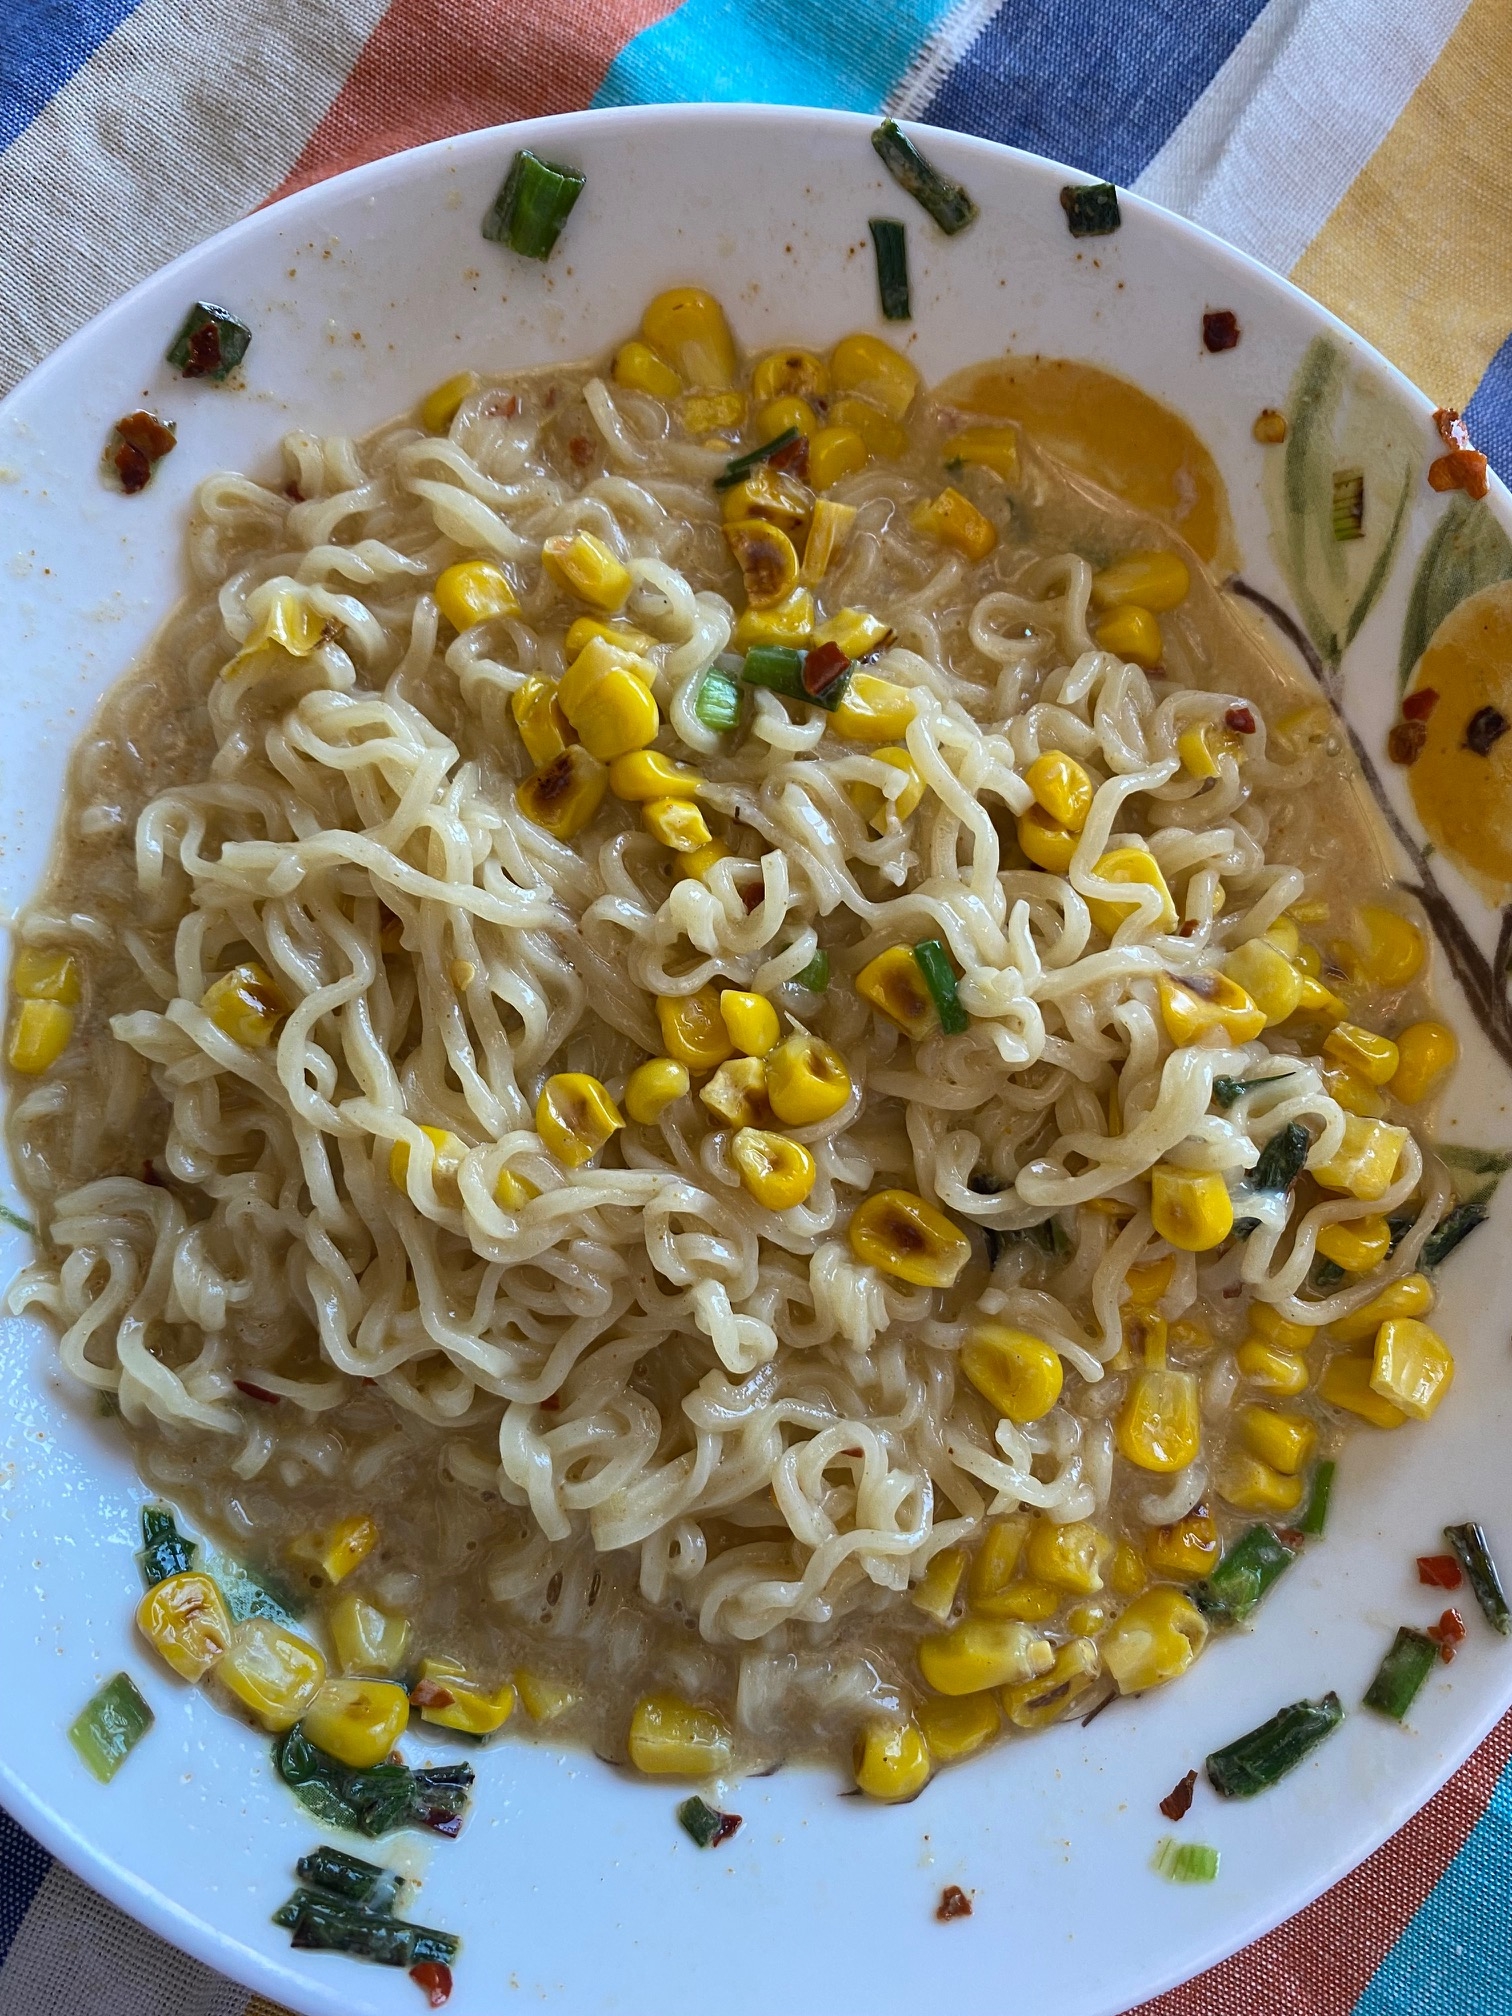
[1132, 1709, 1512, 2016]
[272, 0, 682, 201]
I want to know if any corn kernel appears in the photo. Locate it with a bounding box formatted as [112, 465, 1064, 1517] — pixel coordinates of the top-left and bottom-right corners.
[1018, 805, 1078, 872]
[918, 1616, 1054, 1696]
[1318, 1350, 1407, 1427]
[611, 339, 682, 400]
[1326, 1063, 1388, 1119]
[542, 530, 632, 612]
[1024, 1519, 1111, 1595]
[624, 1057, 689, 1124]
[303, 1677, 411, 1767]
[1330, 1272, 1434, 1344]
[1091, 549, 1191, 612]
[730, 1126, 817, 1209]
[1372, 1316, 1454, 1419]
[824, 395, 908, 459]
[1150, 1167, 1233, 1252]
[699, 1055, 769, 1127]
[1316, 1214, 1391, 1272]
[329, 1592, 410, 1675]
[731, 586, 815, 649]
[136, 1571, 232, 1683]
[682, 390, 747, 435]
[643, 797, 713, 852]
[8, 997, 73, 1073]
[1025, 749, 1094, 831]
[829, 332, 919, 419]
[1169, 1312, 1214, 1355]
[765, 1033, 852, 1123]
[720, 463, 813, 536]
[757, 395, 819, 441]
[656, 987, 735, 1071]
[557, 636, 660, 760]
[717, 990, 779, 1057]
[200, 963, 287, 1049]
[1355, 905, 1425, 988]
[1177, 723, 1242, 779]
[848, 746, 924, 835]
[1066, 1599, 1112, 1636]
[537, 1072, 623, 1168]
[419, 371, 478, 433]
[853, 1719, 931, 1800]
[856, 945, 936, 1038]
[1125, 1255, 1176, 1304]
[1235, 1339, 1310, 1396]
[806, 426, 869, 491]
[1101, 1588, 1208, 1693]
[217, 1617, 326, 1731]
[516, 745, 609, 840]
[1238, 1403, 1315, 1475]
[1158, 970, 1265, 1046]
[564, 615, 657, 660]
[832, 671, 918, 745]
[1223, 938, 1303, 1025]
[849, 1188, 971, 1288]
[1145, 1504, 1220, 1579]
[798, 498, 857, 584]
[941, 425, 1018, 480]
[1390, 1021, 1457, 1103]
[12, 948, 80, 1003]
[968, 1517, 1030, 1604]
[917, 1690, 999, 1762]
[1216, 1450, 1305, 1514]
[511, 676, 572, 767]
[973, 1580, 1059, 1626]
[725, 517, 800, 607]
[912, 1547, 967, 1623]
[679, 840, 732, 881]
[811, 607, 891, 658]
[300, 1512, 379, 1584]
[435, 559, 519, 630]
[1094, 603, 1163, 668]
[1251, 1304, 1314, 1350]
[959, 1323, 1064, 1424]
[1003, 1638, 1101, 1729]
[493, 1166, 538, 1212]
[1295, 972, 1347, 1020]
[1266, 917, 1301, 958]
[1085, 847, 1177, 936]
[1310, 1115, 1409, 1201]
[514, 1669, 579, 1722]
[912, 486, 997, 561]
[1325, 1022, 1400, 1086]
[640, 288, 736, 389]
[753, 348, 829, 401]
[627, 1692, 733, 1776]
[1107, 1542, 1149, 1596]
[1116, 1368, 1201, 1472]
[412, 1656, 516, 1735]
[390, 1125, 465, 1203]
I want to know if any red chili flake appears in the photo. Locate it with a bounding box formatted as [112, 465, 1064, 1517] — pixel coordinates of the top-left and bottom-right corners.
[113, 441, 153, 493]
[711, 1812, 743, 1847]
[936, 1885, 973, 1921]
[739, 879, 765, 913]
[284, 481, 305, 502]
[484, 392, 519, 419]
[182, 320, 225, 378]
[1159, 1768, 1197, 1821]
[1177, 919, 1201, 938]
[544, 387, 558, 408]
[768, 432, 809, 480]
[802, 640, 850, 698]
[1388, 720, 1428, 766]
[410, 1962, 453, 2008]
[1223, 704, 1257, 734]
[1401, 687, 1439, 721]
[1465, 705, 1510, 755]
[141, 1159, 166, 1187]
[110, 410, 176, 493]
[1429, 450, 1490, 500]
[1276, 1527, 1305, 1549]
[539, 1392, 561, 1410]
[1427, 1607, 1467, 1662]
[1203, 310, 1241, 353]
[1417, 1554, 1464, 1589]
[567, 434, 594, 468]
[409, 1679, 457, 1709]
[234, 1379, 280, 1405]
[1222, 1283, 1242, 1298]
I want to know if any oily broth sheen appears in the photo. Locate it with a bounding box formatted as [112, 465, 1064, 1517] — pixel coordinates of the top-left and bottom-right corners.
[6, 330, 1449, 1778]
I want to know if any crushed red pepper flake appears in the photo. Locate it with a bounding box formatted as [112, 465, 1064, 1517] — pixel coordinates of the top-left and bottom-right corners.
[936, 1884, 973, 1921]
[769, 432, 810, 481]
[1427, 1608, 1467, 1662]
[1401, 687, 1439, 722]
[183, 320, 224, 377]
[1388, 720, 1428, 766]
[409, 1679, 456, 1710]
[802, 640, 850, 698]
[1417, 1554, 1464, 1588]
[710, 1811, 743, 1847]
[109, 410, 176, 493]
[234, 1379, 281, 1404]
[1203, 310, 1241, 353]
[1159, 1768, 1198, 1821]
[1224, 704, 1257, 734]
[410, 1960, 453, 2006]
[567, 434, 594, 467]
[1429, 410, 1488, 499]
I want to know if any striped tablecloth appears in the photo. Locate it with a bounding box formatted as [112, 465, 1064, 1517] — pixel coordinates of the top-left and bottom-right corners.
[3, 2, 1511, 2010]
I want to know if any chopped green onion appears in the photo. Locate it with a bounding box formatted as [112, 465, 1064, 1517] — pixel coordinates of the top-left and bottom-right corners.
[295, 1846, 404, 1909]
[1212, 1072, 1297, 1111]
[913, 939, 968, 1035]
[740, 646, 806, 699]
[1060, 182, 1121, 237]
[204, 1548, 304, 1629]
[1364, 1627, 1439, 1720]
[870, 120, 978, 235]
[166, 301, 252, 382]
[1206, 1692, 1344, 1799]
[481, 149, 585, 261]
[138, 1504, 195, 1586]
[869, 218, 910, 321]
[714, 428, 802, 490]
[676, 1795, 742, 1847]
[793, 949, 830, 992]
[1195, 1524, 1299, 1625]
[0, 1202, 37, 1234]
[1444, 1522, 1511, 1634]
[1252, 1121, 1311, 1192]
[274, 1724, 474, 1837]
[1151, 1836, 1220, 1883]
[1312, 1257, 1347, 1290]
[1297, 1459, 1336, 1536]
[277, 1891, 459, 1968]
[69, 1672, 154, 1782]
[1422, 1200, 1488, 1269]
[693, 665, 744, 732]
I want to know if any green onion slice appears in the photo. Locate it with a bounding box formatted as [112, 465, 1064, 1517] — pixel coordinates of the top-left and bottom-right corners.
[166, 301, 252, 382]
[912, 939, 968, 1035]
[69, 1672, 154, 1782]
[676, 1795, 742, 1847]
[693, 665, 744, 732]
[276, 1891, 459, 1967]
[870, 119, 978, 235]
[138, 1504, 195, 1586]
[481, 149, 585, 261]
[1206, 1692, 1344, 1798]
[1194, 1524, 1299, 1625]
[1251, 1121, 1311, 1192]
[1297, 1459, 1335, 1536]
[1151, 1836, 1220, 1883]
[869, 218, 910, 322]
[1445, 1521, 1511, 1634]
[740, 646, 806, 699]
[1060, 181, 1121, 237]
[295, 1845, 405, 1910]
[275, 1724, 474, 1836]
[1364, 1626, 1439, 1720]
[793, 949, 830, 992]
[1422, 1199, 1488, 1269]
[714, 428, 802, 490]
[1212, 1072, 1297, 1111]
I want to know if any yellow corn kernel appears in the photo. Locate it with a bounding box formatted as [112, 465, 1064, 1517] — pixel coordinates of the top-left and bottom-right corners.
[959, 1323, 1064, 1424]
[917, 1690, 999, 1763]
[611, 338, 683, 400]
[718, 990, 779, 1057]
[511, 675, 572, 767]
[725, 518, 799, 608]
[826, 395, 909, 459]
[1310, 1114, 1409, 1202]
[1018, 804, 1078, 872]
[542, 530, 632, 612]
[1066, 1599, 1112, 1636]
[832, 670, 917, 743]
[136, 1571, 233, 1683]
[1145, 1504, 1220, 1580]
[1158, 971, 1266, 1046]
[640, 288, 736, 389]
[1125, 1255, 1176, 1304]
[1355, 905, 1425, 988]
[830, 332, 920, 419]
[1318, 1350, 1408, 1427]
[559, 628, 653, 712]
[493, 1165, 538, 1212]
[681, 390, 747, 435]
[812, 607, 891, 659]
[1091, 549, 1192, 612]
[564, 615, 656, 660]
[720, 463, 813, 536]
[1325, 1021, 1400, 1086]
[941, 425, 1018, 480]
[329, 1592, 410, 1675]
[756, 395, 819, 442]
[627, 1692, 733, 1776]
[798, 498, 857, 585]
[200, 963, 287, 1049]
[7, 997, 73, 1074]
[849, 1188, 971, 1288]
[1116, 1368, 1201, 1473]
[610, 755, 702, 807]
[1295, 972, 1347, 1020]
[657, 987, 735, 1071]
[1238, 1403, 1316, 1476]
[968, 1516, 1031, 1604]
[806, 425, 869, 491]
[303, 1677, 410, 1768]
[699, 1055, 769, 1127]
[912, 1547, 967, 1623]
[303, 1513, 379, 1585]
[1176, 722, 1242, 779]
[730, 1126, 816, 1210]
[1003, 1638, 1101, 1729]
[1025, 1519, 1112, 1595]
[846, 749, 922, 839]
[1101, 1587, 1209, 1694]
[1094, 604, 1163, 668]
[731, 586, 814, 649]
[679, 839, 732, 880]
[434, 559, 519, 631]
[1330, 1272, 1434, 1345]
[753, 347, 829, 401]
[1391, 1021, 1457, 1103]
[643, 797, 713, 852]
[1169, 1312, 1214, 1356]
[1216, 1450, 1305, 1515]
[1328, 1063, 1388, 1122]
[537, 1072, 623, 1168]
[217, 1617, 326, 1731]
[1316, 1214, 1392, 1272]
[761, 1032, 853, 1123]
[562, 668, 659, 764]
[1025, 749, 1094, 831]
[1121, 1309, 1167, 1371]
[1223, 938, 1303, 1025]
[1250, 1304, 1314, 1350]
[389, 1125, 465, 1203]
[1266, 917, 1301, 957]
[516, 745, 609, 840]
[1107, 1542, 1149, 1597]
[1151, 1167, 1233, 1252]
[412, 1657, 516, 1735]
[1235, 1339, 1310, 1396]
[1085, 847, 1176, 936]
[856, 945, 936, 1039]
[912, 485, 997, 561]
[12, 948, 80, 1004]
[1372, 1317, 1454, 1420]
[918, 1616, 1054, 1696]
[973, 1579, 1061, 1624]
[624, 1057, 689, 1124]
[514, 1669, 579, 1722]
[419, 370, 478, 433]
[853, 1719, 931, 1801]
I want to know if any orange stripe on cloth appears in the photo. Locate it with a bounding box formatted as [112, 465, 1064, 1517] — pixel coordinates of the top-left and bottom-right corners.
[271, 0, 683, 201]
[1132, 1707, 1512, 2016]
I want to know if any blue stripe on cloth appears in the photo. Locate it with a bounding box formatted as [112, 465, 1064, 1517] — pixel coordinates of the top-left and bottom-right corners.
[1464, 330, 1512, 488]
[0, 0, 145, 150]
[1354, 1758, 1512, 2016]
[593, 0, 959, 113]
[0, 1808, 52, 1965]
[920, 0, 1271, 184]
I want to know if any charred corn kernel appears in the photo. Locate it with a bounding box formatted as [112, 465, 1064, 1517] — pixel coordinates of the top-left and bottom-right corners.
[419, 370, 478, 433]
[912, 485, 997, 561]
[1146, 1505, 1220, 1579]
[1176, 723, 1242, 779]
[624, 1057, 689, 1124]
[564, 615, 656, 660]
[511, 676, 572, 767]
[753, 348, 829, 401]
[1117, 1368, 1201, 1473]
[719, 990, 779, 1057]
[849, 746, 925, 835]
[700, 1056, 769, 1127]
[942, 424, 1018, 480]
[853, 1719, 931, 1801]
[856, 945, 936, 1038]
[643, 797, 712, 852]
[1018, 804, 1078, 872]
[537, 1072, 623, 1168]
[1316, 1214, 1392, 1272]
[1122, 1309, 1167, 1370]
[217, 1617, 326, 1731]
[1107, 1542, 1149, 1597]
[610, 752, 702, 803]
[389, 1125, 465, 1201]
[1325, 1022, 1400, 1086]
[435, 559, 518, 631]
[542, 531, 632, 612]
[1066, 1599, 1112, 1636]
[1102, 1588, 1209, 1693]
[730, 1126, 816, 1209]
[830, 332, 919, 419]
[657, 987, 735, 1071]
[1151, 1167, 1233, 1252]
[303, 1677, 410, 1767]
[731, 586, 814, 650]
[627, 1692, 733, 1776]
[412, 1657, 515, 1735]
[1371, 1317, 1453, 1419]
[1158, 971, 1266, 1045]
[516, 745, 608, 840]
[201, 963, 287, 1049]
[1318, 1351, 1408, 1427]
[560, 662, 659, 762]
[640, 288, 736, 390]
[832, 671, 917, 743]
[1310, 1114, 1409, 1202]
[960, 1323, 1064, 1424]
[1086, 848, 1176, 936]
[1216, 1450, 1305, 1514]
[136, 1571, 232, 1683]
[681, 390, 746, 435]
[679, 839, 732, 880]
[305, 1513, 379, 1584]
[919, 1616, 1053, 1696]
[849, 1188, 971, 1288]
[12, 949, 79, 1003]
[514, 1669, 579, 1722]
[757, 396, 819, 443]
[1025, 1519, 1112, 1595]
[1391, 1021, 1457, 1102]
[806, 425, 869, 491]
[1239, 1404, 1316, 1475]
[812, 607, 891, 659]
[1025, 749, 1094, 831]
[917, 1690, 999, 1762]
[8, 998, 73, 1073]
[1223, 938, 1304, 1025]
[1236, 1339, 1310, 1396]
[1330, 1272, 1433, 1344]
[611, 338, 682, 400]
[968, 1516, 1030, 1603]
[1003, 1638, 1101, 1729]
[1295, 972, 1347, 1020]
[1125, 1255, 1176, 1304]
[1169, 1312, 1214, 1355]
[827, 395, 909, 459]
[1091, 549, 1191, 612]
[1094, 603, 1163, 668]
[329, 1592, 410, 1675]
[725, 517, 799, 608]
[799, 498, 857, 584]
[720, 463, 813, 536]
[1355, 905, 1425, 988]
[493, 1166, 537, 1212]
[912, 1547, 967, 1623]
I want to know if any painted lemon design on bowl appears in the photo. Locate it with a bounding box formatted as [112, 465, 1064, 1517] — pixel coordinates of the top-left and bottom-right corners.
[1406, 580, 1512, 892]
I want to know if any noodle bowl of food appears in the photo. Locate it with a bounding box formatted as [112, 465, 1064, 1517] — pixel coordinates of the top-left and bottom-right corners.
[1, 105, 1509, 2016]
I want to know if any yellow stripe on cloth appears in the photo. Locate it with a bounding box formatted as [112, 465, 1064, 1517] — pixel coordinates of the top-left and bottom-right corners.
[243, 1998, 297, 2016]
[1291, 0, 1512, 408]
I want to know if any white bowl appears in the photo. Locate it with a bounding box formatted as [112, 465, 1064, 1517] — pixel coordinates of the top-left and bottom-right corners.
[3, 105, 1510, 2016]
